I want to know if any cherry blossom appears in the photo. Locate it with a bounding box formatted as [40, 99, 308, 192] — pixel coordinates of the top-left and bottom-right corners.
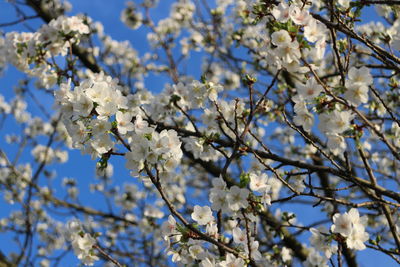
[0, 1, 398, 266]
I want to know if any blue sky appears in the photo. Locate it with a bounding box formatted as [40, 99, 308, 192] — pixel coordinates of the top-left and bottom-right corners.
[0, 1, 398, 266]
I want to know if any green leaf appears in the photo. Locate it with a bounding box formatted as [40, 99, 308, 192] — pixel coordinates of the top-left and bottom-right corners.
[239, 172, 250, 188]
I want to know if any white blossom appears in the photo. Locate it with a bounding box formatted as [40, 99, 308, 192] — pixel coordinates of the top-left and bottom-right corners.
[192, 205, 213, 225]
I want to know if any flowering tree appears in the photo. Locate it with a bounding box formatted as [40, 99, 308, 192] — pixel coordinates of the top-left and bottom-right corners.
[0, 0, 399, 266]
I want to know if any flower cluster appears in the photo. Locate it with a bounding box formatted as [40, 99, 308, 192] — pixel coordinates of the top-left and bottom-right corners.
[293, 78, 323, 132]
[125, 128, 183, 175]
[293, 66, 371, 156]
[31, 144, 68, 164]
[147, 0, 195, 47]
[270, 1, 328, 68]
[66, 220, 99, 266]
[0, 16, 89, 88]
[331, 208, 369, 250]
[121, 1, 143, 30]
[55, 74, 124, 154]
[303, 208, 369, 266]
[55, 73, 183, 176]
[344, 67, 373, 106]
[209, 177, 249, 213]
